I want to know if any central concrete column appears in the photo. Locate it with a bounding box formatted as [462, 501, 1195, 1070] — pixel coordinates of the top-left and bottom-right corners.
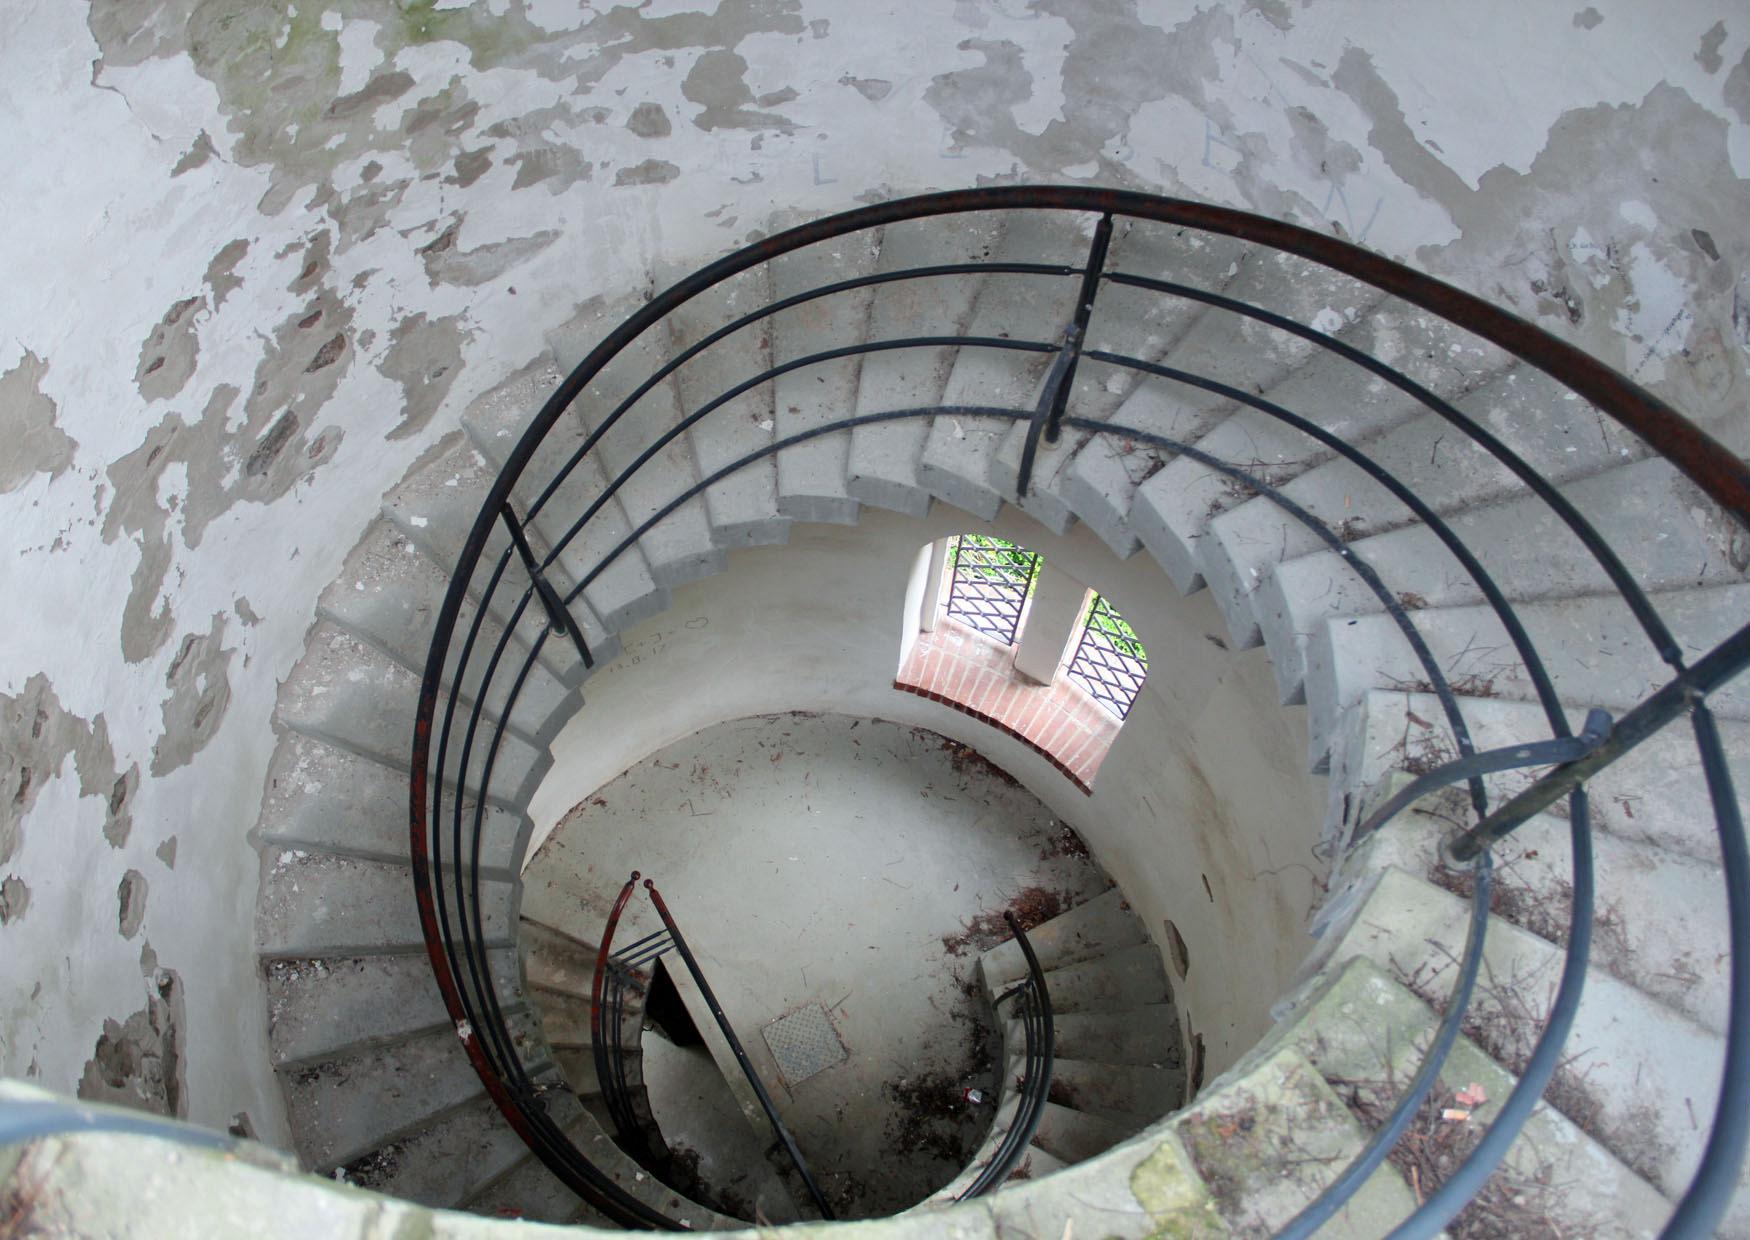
[1013, 560, 1090, 684]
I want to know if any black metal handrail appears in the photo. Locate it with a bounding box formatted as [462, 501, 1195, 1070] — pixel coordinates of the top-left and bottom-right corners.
[410, 187, 1749, 1233]
[957, 912, 1054, 1200]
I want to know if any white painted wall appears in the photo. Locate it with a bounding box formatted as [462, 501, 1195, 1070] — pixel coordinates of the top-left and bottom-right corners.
[1, 0, 1745, 1146]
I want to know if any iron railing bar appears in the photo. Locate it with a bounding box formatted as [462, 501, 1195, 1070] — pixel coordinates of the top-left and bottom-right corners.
[1449, 619, 1750, 860]
[538, 337, 1058, 583]
[958, 986, 1037, 1201]
[1388, 790, 1595, 1239]
[1045, 211, 1114, 444]
[1664, 702, 1750, 1237]
[1276, 853, 1494, 1240]
[429, 547, 524, 1086]
[612, 927, 673, 956]
[590, 874, 643, 1150]
[499, 502, 593, 668]
[522, 261, 1080, 527]
[1080, 352, 1576, 750]
[1354, 708, 1613, 843]
[1016, 323, 1085, 500]
[642, 879, 835, 1220]
[959, 912, 1054, 1198]
[1097, 273, 1683, 667]
[442, 585, 539, 1086]
[614, 943, 675, 971]
[456, 635, 550, 1091]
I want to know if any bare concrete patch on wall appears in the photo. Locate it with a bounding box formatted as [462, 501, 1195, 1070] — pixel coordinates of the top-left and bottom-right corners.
[0, 674, 133, 865]
[150, 614, 234, 777]
[0, 351, 76, 493]
[76, 967, 187, 1119]
[118, 869, 148, 939]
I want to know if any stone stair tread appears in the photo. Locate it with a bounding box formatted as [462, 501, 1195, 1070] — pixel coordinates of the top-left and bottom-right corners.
[1204, 360, 1610, 657]
[980, 887, 1149, 993]
[462, 356, 671, 636]
[254, 731, 522, 874]
[845, 212, 1006, 517]
[1068, 249, 1380, 562]
[266, 949, 517, 1068]
[275, 620, 551, 808]
[1014, 1005, 1183, 1067]
[1324, 689, 1749, 869]
[1343, 785, 1730, 1034]
[1032, 941, 1173, 1014]
[992, 217, 1255, 536]
[458, 1109, 594, 1224]
[918, 209, 1092, 522]
[1040, 1056, 1185, 1132]
[549, 299, 727, 590]
[769, 221, 880, 525]
[1030, 1100, 1133, 1164]
[570, 1116, 734, 1230]
[1255, 453, 1737, 704]
[380, 435, 614, 687]
[519, 917, 598, 993]
[660, 260, 791, 549]
[316, 518, 577, 744]
[1169, 1042, 1419, 1239]
[1306, 583, 1750, 772]
[333, 1095, 541, 1209]
[1269, 956, 1670, 1238]
[256, 847, 513, 957]
[1311, 865, 1728, 1210]
[279, 1015, 544, 1169]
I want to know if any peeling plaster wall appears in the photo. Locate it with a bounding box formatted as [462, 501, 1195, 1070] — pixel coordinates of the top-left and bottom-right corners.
[1, 0, 1746, 1151]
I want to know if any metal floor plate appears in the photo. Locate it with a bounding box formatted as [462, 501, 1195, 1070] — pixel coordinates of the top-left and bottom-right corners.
[762, 1002, 847, 1086]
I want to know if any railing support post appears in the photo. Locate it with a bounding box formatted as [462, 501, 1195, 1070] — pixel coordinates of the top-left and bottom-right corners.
[499, 502, 594, 669]
[1016, 211, 1114, 497]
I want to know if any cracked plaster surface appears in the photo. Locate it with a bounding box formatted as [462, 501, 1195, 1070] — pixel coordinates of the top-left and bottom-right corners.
[0, 0, 1745, 1151]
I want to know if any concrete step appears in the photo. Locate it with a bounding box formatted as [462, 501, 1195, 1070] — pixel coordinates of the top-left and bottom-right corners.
[1305, 583, 1750, 772]
[1256, 453, 1743, 704]
[1337, 786, 1730, 1034]
[845, 211, 1006, 517]
[1009, 1005, 1181, 1067]
[381, 434, 615, 687]
[519, 917, 598, 996]
[1043, 1056, 1185, 1130]
[1030, 1099, 1133, 1163]
[993, 217, 1255, 535]
[254, 731, 523, 874]
[1167, 1042, 1420, 1238]
[568, 1111, 737, 1230]
[316, 518, 576, 746]
[549, 298, 727, 590]
[1309, 865, 1729, 1214]
[1035, 941, 1173, 1015]
[275, 621, 551, 809]
[460, 1108, 594, 1223]
[917, 209, 1091, 521]
[332, 1094, 543, 1209]
[278, 1013, 544, 1169]
[1323, 688, 1750, 869]
[769, 221, 880, 525]
[660, 259, 791, 549]
[1270, 955, 1670, 1238]
[266, 949, 517, 1068]
[1011, 1144, 1069, 1183]
[462, 356, 671, 636]
[1199, 363, 1609, 656]
[1067, 248, 1382, 563]
[980, 887, 1149, 994]
[256, 847, 514, 957]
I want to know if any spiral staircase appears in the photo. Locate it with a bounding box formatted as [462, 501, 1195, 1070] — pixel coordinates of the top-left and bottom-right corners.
[11, 188, 1748, 1239]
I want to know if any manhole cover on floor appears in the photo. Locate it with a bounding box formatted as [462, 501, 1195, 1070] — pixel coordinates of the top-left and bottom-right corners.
[762, 1003, 847, 1086]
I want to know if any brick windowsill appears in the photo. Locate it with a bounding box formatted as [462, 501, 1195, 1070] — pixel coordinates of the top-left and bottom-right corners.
[895, 616, 1120, 793]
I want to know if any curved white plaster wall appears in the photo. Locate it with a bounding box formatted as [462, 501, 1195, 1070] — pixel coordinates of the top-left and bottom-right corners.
[1, 0, 1745, 1155]
[530, 504, 1324, 1081]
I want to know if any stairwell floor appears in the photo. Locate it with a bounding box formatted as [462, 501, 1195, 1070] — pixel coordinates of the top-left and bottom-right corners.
[520, 712, 1113, 1218]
